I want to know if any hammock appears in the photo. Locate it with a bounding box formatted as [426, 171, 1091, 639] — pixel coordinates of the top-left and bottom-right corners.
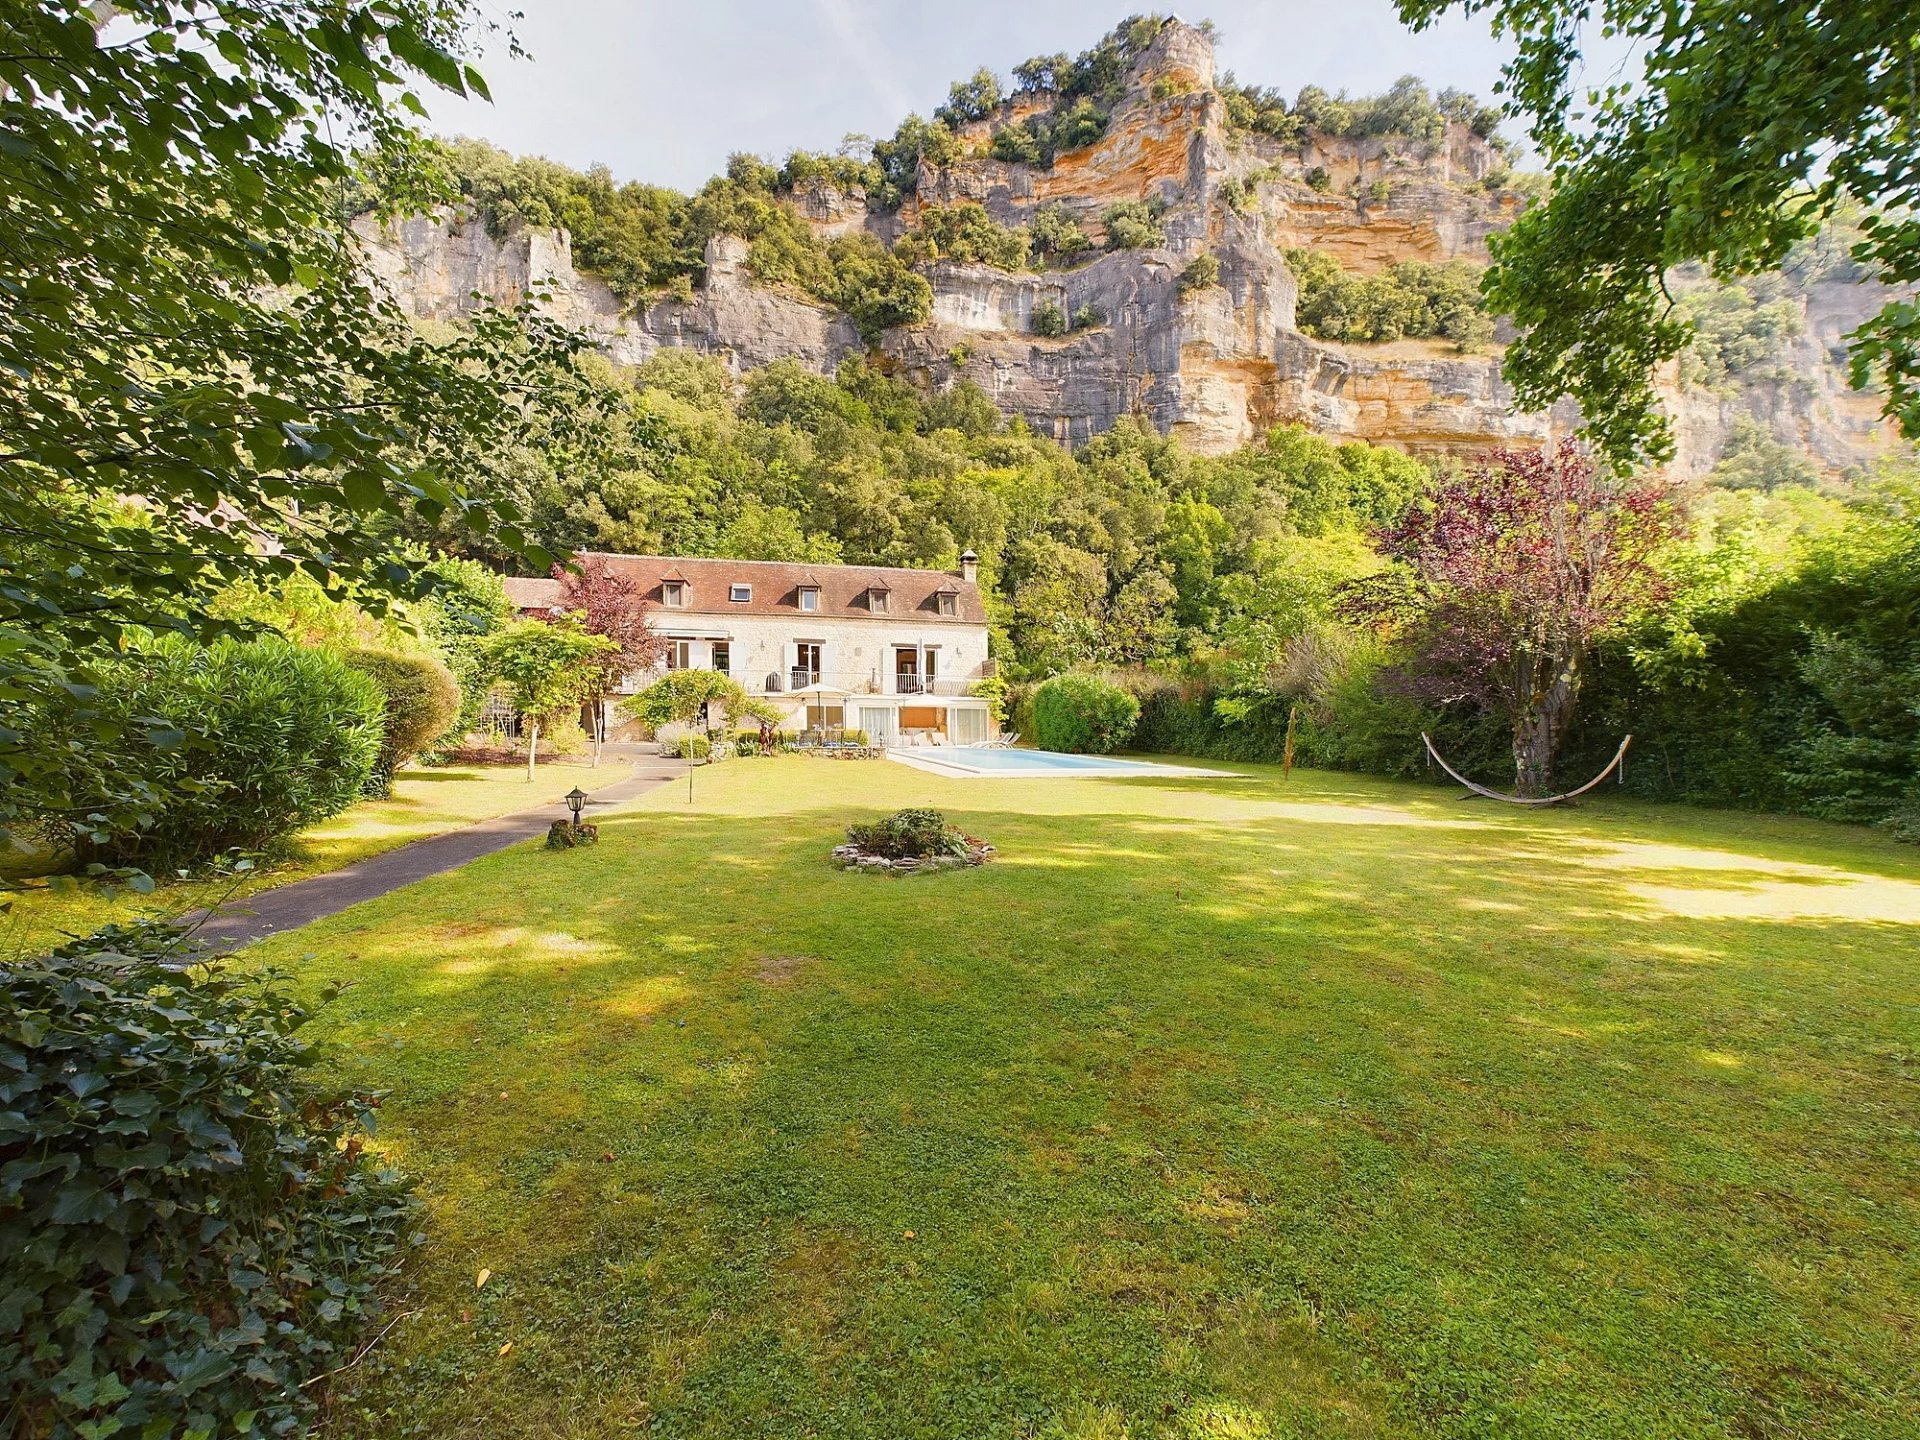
[1421, 733, 1632, 807]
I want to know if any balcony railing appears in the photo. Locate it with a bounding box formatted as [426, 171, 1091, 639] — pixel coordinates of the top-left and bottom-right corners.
[743, 668, 990, 697]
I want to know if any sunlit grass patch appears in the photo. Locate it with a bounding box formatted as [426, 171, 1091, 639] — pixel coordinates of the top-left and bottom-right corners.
[245, 757, 1919, 1440]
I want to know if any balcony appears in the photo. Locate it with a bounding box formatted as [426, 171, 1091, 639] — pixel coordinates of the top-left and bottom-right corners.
[748, 667, 991, 698]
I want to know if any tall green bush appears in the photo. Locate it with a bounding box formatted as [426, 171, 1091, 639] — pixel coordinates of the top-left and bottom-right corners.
[87, 639, 383, 870]
[0, 922, 416, 1438]
[1033, 673, 1141, 753]
[341, 648, 462, 796]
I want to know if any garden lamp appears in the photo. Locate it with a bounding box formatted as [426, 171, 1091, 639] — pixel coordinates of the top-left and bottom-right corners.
[565, 787, 587, 825]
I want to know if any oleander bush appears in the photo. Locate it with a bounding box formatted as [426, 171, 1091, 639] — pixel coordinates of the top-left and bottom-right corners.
[84, 638, 384, 870]
[846, 808, 969, 860]
[340, 648, 461, 796]
[1033, 673, 1141, 754]
[0, 922, 416, 1439]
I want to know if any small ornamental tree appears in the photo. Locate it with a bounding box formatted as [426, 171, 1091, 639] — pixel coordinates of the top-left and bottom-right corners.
[483, 620, 615, 781]
[623, 669, 778, 800]
[556, 555, 664, 763]
[1373, 439, 1678, 795]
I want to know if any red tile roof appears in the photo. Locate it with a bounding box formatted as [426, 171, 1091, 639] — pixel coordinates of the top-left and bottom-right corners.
[504, 553, 987, 624]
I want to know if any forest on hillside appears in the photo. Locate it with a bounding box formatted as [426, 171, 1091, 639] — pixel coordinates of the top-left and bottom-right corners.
[378, 347, 1920, 838]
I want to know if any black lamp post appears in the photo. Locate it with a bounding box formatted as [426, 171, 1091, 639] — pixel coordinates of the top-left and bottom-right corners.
[565, 786, 587, 829]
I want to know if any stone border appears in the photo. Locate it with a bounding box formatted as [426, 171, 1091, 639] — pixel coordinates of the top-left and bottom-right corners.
[832, 836, 995, 875]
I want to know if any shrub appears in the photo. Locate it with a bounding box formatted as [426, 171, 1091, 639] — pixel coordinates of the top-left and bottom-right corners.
[1031, 300, 1068, 337]
[0, 921, 416, 1438]
[1030, 202, 1092, 261]
[670, 733, 713, 760]
[895, 203, 1031, 271]
[1102, 199, 1166, 250]
[1286, 248, 1493, 348]
[1033, 673, 1141, 753]
[1177, 253, 1221, 294]
[1304, 166, 1332, 192]
[88, 638, 383, 870]
[341, 648, 461, 796]
[1071, 303, 1106, 330]
[846, 808, 969, 859]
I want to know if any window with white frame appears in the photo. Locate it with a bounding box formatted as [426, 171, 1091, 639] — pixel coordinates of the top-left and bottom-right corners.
[729, 583, 751, 603]
[662, 580, 686, 607]
[666, 638, 693, 670]
[711, 640, 730, 675]
[798, 586, 819, 612]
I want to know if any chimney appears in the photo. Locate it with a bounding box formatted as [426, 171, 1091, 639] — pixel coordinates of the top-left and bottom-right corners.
[958, 549, 978, 584]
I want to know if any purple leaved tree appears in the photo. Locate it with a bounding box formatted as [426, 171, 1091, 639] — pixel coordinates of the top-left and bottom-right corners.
[555, 556, 665, 764]
[1375, 440, 1679, 796]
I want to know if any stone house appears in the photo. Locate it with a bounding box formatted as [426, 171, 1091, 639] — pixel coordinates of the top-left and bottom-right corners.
[502, 552, 997, 746]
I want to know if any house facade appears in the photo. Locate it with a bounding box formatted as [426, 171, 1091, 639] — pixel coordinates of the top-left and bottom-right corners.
[502, 552, 997, 747]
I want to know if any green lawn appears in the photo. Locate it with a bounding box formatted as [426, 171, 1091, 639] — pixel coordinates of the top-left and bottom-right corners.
[254, 757, 1919, 1440]
[1, 762, 598, 957]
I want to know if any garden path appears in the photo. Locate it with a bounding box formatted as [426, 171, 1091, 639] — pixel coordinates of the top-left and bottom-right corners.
[178, 759, 683, 953]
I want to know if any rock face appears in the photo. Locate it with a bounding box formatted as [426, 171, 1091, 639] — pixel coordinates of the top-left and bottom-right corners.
[356, 20, 1906, 475]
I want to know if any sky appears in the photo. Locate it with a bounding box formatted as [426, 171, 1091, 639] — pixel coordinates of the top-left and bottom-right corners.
[428, 1, 1537, 193]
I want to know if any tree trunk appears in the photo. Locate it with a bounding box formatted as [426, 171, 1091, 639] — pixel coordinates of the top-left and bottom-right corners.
[526, 719, 540, 782]
[1512, 660, 1579, 797]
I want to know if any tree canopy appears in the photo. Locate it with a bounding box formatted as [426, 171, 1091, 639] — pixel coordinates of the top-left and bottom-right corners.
[1395, 0, 1920, 464]
[1, 0, 598, 855]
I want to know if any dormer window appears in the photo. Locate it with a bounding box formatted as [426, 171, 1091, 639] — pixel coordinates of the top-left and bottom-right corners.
[662, 580, 686, 607]
[798, 586, 819, 613]
[937, 591, 956, 617]
[729, 583, 752, 603]
[869, 586, 890, 613]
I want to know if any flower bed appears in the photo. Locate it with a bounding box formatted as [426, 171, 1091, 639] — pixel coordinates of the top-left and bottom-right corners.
[833, 808, 994, 874]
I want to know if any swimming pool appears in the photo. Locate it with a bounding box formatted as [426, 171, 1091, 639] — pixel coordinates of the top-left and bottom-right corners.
[887, 747, 1232, 779]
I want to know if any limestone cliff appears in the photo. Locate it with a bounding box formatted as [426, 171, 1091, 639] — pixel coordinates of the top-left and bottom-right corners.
[356, 19, 1906, 476]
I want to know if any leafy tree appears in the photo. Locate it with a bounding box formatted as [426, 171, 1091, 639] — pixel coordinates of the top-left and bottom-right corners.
[1372, 441, 1679, 794]
[1, 0, 594, 863]
[1396, 0, 1920, 464]
[896, 204, 1032, 271]
[824, 233, 934, 340]
[990, 122, 1044, 165]
[483, 620, 615, 780]
[935, 67, 1003, 126]
[1012, 52, 1071, 93]
[1674, 276, 1804, 388]
[1030, 203, 1093, 261]
[1287, 250, 1492, 348]
[1178, 253, 1221, 294]
[1102, 199, 1167, 250]
[1031, 301, 1069, 337]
